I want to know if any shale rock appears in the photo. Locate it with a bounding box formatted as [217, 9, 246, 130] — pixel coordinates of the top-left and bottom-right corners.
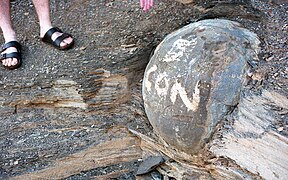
[142, 19, 260, 154]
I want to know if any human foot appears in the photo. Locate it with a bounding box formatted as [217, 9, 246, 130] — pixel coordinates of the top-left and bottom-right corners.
[41, 27, 74, 50]
[0, 41, 22, 70]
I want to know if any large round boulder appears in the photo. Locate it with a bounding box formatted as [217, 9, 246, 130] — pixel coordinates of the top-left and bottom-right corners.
[142, 19, 260, 154]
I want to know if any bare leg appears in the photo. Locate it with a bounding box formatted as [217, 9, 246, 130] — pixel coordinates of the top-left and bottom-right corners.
[0, 0, 19, 67]
[32, 0, 73, 47]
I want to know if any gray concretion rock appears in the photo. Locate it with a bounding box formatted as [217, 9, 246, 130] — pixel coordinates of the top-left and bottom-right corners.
[142, 19, 260, 154]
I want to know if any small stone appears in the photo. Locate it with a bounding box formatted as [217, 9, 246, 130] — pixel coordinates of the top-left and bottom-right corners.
[136, 156, 165, 176]
[80, 46, 86, 51]
[266, 56, 274, 61]
[277, 127, 284, 132]
[105, 2, 113, 6]
[151, 170, 163, 180]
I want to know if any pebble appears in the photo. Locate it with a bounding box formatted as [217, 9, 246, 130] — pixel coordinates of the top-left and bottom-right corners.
[277, 127, 284, 132]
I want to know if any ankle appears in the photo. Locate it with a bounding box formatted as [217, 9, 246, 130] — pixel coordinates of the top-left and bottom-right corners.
[40, 24, 53, 37]
[3, 32, 17, 43]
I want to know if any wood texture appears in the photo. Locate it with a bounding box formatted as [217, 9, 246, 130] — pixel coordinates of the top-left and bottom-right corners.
[211, 91, 288, 179]
[12, 137, 141, 180]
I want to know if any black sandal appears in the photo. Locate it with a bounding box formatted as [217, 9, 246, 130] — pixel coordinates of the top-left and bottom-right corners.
[0, 41, 22, 70]
[41, 27, 74, 50]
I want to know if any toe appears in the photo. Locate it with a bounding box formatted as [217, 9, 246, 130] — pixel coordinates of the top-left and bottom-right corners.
[64, 37, 73, 44]
[60, 37, 73, 48]
[60, 42, 67, 48]
[7, 58, 12, 66]
[11, 58, 18, 66]
[2, 58, 18, 67]
[3, 58, 10, 66]
[2, 59, 7, 66]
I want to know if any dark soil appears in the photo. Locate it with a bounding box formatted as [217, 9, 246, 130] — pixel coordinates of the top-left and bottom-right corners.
[0, 0, 287, 179]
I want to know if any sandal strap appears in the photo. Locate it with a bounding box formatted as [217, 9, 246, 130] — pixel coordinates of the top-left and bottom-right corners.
[1, 41, 21, 53]
[0, 52, 21, 61]
[54, 33, 72, 47]
[42, 27, 63, 43]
